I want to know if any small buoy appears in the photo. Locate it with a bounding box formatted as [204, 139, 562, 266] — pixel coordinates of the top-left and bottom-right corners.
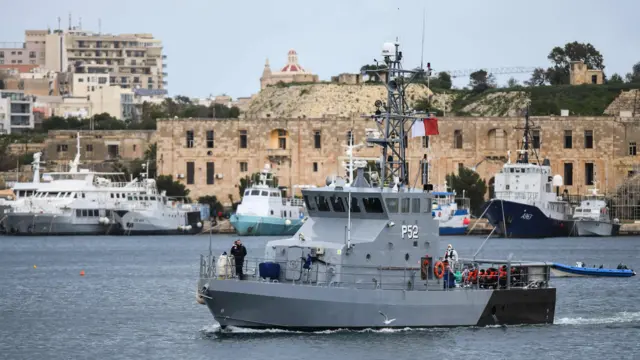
[33, 265, 37, 269]
[197, 222, 202, 228]
[80, 270, 85, 276]
[285, 219, 292, 226]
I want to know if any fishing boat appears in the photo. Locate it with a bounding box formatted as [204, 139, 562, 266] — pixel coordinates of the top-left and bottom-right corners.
[229, 164, 306, 236]
[572, 183, 620, 237]
[195, 41, 556, 331]
[551, 262, 635, 278]
[431, 186, 471, 235]
[480, 111, 575, 238]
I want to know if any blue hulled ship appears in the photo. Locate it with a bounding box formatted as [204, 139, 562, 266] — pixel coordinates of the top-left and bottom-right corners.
[481, 110, 575, 238]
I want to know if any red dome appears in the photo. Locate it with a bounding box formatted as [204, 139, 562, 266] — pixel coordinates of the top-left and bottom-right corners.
[281, 64, 303, 72]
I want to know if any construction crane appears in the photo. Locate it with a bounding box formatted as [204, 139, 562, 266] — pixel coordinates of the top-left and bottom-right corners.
[427, 64, 537, 79]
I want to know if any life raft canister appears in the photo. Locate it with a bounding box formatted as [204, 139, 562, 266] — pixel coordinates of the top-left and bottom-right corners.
[434, 261, 445, 279]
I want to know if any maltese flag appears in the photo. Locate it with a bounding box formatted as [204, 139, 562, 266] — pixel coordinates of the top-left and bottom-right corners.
[411, 117, 439, 138]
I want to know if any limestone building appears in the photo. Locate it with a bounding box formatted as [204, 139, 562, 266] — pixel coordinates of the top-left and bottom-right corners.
[569, 60, 604, 85]
[260, 50, 319, 89]
[156, 116, 640, 206]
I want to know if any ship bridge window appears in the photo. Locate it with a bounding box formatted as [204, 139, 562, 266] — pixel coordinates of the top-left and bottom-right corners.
[261, 191, 268, 196]
[303, 195, 316, 211]
[363, 197, 384, 213]
[315, 196, 330, 211]
[244, 190, 250, 196]
[330, 196, 346, 212]
[385, 198, 399, 213]
[349, 198, 361, 212]
[412, 198, 421, 213]
[401, 198, 410, 213]
[251, 190, 260, 196]
[270, 192, 278, 197]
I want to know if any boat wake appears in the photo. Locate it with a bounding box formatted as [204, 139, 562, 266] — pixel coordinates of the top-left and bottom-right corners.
[555, 311, 640, 326]
[200, 323, 437, 336]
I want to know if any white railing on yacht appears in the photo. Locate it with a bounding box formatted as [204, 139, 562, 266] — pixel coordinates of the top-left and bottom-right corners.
[495, 191, 539, 202]
[284, 198, 305, 207]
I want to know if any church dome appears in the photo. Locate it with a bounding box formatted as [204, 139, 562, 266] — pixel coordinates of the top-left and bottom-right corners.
[281, 49, 305, 73]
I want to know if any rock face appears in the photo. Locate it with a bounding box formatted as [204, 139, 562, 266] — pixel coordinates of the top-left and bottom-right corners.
[244, 83, 433, 118]
[605, 89, 640, 116]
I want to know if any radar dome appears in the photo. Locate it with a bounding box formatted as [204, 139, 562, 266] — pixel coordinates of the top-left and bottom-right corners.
[552, 175, 563, 187]
[382, 42, 395, 58]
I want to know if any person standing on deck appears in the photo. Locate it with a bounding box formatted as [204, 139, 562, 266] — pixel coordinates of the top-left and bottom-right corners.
[444, 244, 458, 267]
[230, 240, 247, 279]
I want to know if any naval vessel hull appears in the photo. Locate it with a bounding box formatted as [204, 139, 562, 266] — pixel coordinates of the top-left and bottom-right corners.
[2, 213, 119, 235]
[202, 280, 556, 330]
[482, 200, 574, 238]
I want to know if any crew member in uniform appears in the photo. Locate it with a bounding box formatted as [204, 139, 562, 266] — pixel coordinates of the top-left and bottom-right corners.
[444, 244, 458, 267]
[230, 239, 248, 280]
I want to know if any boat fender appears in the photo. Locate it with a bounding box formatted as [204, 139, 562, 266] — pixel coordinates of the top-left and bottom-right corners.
[434, 261, 445, 279]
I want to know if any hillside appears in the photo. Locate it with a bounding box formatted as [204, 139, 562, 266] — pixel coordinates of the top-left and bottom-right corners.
[243, 83, 433, 118]
[243, 82, 640, 118]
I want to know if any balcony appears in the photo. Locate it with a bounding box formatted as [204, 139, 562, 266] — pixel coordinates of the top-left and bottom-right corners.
[162, 63, 167, 68]
[265, 148, 291, 157]
[162, 72, 168, 77]
[162, 55, 167, 59]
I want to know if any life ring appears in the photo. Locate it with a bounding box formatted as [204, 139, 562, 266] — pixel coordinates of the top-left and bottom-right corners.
[434, 261, 445, 279]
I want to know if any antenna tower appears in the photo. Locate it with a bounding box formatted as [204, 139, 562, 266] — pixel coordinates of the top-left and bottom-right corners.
[364, 41, 426, 187]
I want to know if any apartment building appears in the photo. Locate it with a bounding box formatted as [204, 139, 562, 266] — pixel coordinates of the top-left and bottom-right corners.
[0, 91, 35, 134]
[0, 27, 167, 94]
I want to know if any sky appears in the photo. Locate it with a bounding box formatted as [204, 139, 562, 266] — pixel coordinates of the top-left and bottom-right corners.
[1, 0, 639, 99]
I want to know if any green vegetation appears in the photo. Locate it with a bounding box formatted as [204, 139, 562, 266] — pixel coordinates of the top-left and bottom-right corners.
[446, 167, 487, 216]
[238, 172, 279, 199]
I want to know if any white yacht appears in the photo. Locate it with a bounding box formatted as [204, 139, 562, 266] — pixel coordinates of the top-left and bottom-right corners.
[573, 184, 620, 237]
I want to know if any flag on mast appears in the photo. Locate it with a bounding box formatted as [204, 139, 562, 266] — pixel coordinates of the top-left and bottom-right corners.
[411, 115, 439, 137]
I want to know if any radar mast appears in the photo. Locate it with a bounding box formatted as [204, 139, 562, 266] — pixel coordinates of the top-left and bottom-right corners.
[364, 40, 427, 187]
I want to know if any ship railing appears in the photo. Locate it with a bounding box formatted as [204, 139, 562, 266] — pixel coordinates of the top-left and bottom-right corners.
[199, 255, 553, 291]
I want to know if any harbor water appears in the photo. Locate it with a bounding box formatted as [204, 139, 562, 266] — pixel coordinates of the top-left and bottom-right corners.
[1, 234, 639, 359]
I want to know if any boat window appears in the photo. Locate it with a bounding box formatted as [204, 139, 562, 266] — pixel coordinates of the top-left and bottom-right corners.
[110, 193, 114, 198]
[106, 210, 111, 217]
[401, 198, 410, 213]
[244, 190, 250, 196]
[289, 211, 292, 218]
[127, 195, 132, 201]
[76, 209, 81, 217]
[93, 210, 99, 217]
[150, 196, 156, 201]
[303, 195, 316, 211]
[330, 196, 346, 212]
[349, 198, 361, 212]
[363, 197, 384, 213]
[412, 198, 421, 213]
[82, 193, 85, 198]
[270, 192, 278, 197]
[251, 190, 260, 196]
[510, 168, 514, 173]
[261, 191, 269, 196]
[82, 209, 88, 217]
[385, 198, 398, 213]
[315, 196, 330, 211]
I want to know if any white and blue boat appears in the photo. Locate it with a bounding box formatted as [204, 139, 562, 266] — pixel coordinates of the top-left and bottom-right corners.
[230, 164, 306, 236]
[431, 188, 471, 235]
[551, 262, 636, 278]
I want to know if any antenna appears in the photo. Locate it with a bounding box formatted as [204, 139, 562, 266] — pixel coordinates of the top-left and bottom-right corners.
[420, 8, 426, 69]
[364, 41, 425, 187]
[68, 12, 72, 30]
[79, 17, 82, 30]
[57, 17, 61, 31]
[98, 18, 102, 34]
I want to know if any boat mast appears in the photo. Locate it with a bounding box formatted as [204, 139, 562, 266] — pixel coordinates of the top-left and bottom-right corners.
[347, 136, 352, 250]
[365, 40, 425, 187]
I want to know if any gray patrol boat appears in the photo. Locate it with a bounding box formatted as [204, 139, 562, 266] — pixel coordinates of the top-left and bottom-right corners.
[197, 41, 556, 331]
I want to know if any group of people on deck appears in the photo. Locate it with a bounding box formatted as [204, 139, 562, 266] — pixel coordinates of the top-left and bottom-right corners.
[441, 244, 523, 289]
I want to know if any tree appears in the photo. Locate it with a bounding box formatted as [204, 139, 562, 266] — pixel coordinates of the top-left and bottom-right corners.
[143, 143, 157, 178]
[360, 64, 387, 83]
[608, 73, 625, 84]
[156, 175, 189, 197]
[445, 167, 487, 216]
[506, 77, 519, 88]
[525, 68, 547, 86]
[626, 62, 640, 83]
[238, 172, 279, 198]
[469, 70, 496, 92]
[427, 71, 452, 90]
[544, 42, 605, 85]
[198, 195, 223, 216]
